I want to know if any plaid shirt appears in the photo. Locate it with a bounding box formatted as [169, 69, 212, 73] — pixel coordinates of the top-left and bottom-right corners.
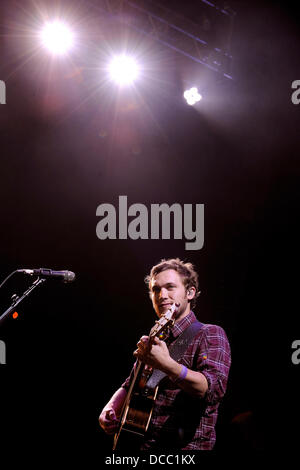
[121, 311, 231, 450]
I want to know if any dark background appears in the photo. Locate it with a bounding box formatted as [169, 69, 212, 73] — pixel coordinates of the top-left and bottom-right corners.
[0, 0, 299, 459]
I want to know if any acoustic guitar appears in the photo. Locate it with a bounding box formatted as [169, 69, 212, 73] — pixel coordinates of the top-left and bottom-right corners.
[113, 303, 177, 451]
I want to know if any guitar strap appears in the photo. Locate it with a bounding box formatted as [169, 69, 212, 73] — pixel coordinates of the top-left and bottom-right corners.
[145, 320, 204, 391]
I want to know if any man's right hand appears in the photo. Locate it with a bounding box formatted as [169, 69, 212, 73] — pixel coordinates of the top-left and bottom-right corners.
[99, 408, 119, 435]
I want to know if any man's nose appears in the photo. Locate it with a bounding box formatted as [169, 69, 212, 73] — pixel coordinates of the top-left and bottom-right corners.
[159, 288, 168, 299]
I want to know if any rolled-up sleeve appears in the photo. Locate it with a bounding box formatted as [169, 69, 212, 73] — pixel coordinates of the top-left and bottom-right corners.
[196, 324, 231, 405]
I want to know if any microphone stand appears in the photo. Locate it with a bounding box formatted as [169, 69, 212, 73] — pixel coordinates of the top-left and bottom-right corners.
[0, 277, 46, 325]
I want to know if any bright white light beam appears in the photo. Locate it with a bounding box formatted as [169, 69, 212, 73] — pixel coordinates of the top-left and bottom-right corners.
[108, 55, 139, 85]
[41, 21, 74, 55]
[183, 87, 202, 106]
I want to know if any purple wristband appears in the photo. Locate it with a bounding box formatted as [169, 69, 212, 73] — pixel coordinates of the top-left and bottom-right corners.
[174, 365, 188, 383]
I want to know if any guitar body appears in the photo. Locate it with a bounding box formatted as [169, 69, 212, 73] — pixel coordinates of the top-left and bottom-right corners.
[117, 385, 158, 436]
[113, 362, 158, 450]
[124, 387, 158, 433]
[113, 304, 177, 451]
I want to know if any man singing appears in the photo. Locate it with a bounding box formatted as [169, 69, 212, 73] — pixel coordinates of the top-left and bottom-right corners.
[99, 258, 231, 450]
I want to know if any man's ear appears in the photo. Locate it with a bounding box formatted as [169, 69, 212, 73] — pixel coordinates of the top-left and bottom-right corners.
[187, 286, 196, 300]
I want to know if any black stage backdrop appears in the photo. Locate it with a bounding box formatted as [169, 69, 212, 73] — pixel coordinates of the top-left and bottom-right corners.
[0, 0, 299, 461]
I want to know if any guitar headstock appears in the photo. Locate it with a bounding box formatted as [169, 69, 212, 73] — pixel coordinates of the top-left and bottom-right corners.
[149, 303, 177, 339]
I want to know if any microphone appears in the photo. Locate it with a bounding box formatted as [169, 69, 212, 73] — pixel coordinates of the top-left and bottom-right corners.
[17, 268, 76, 283]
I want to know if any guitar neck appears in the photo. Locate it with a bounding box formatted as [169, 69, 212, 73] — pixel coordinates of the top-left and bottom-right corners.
[120, 359, 142, 414]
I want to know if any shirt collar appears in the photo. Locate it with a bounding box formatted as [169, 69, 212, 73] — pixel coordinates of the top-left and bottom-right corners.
[169, 310, 197, 339]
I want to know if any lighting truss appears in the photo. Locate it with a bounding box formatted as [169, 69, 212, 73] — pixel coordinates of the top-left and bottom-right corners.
[86, 0, 236, 80]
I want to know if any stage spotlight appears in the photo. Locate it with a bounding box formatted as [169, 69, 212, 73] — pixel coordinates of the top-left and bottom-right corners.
[108, 55, 139, 85]
[41, 21, 74, 55]
[183, 87, 202, 106]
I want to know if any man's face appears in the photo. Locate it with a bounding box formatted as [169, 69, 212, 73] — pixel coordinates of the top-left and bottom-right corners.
[150, 269, 194, 321]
